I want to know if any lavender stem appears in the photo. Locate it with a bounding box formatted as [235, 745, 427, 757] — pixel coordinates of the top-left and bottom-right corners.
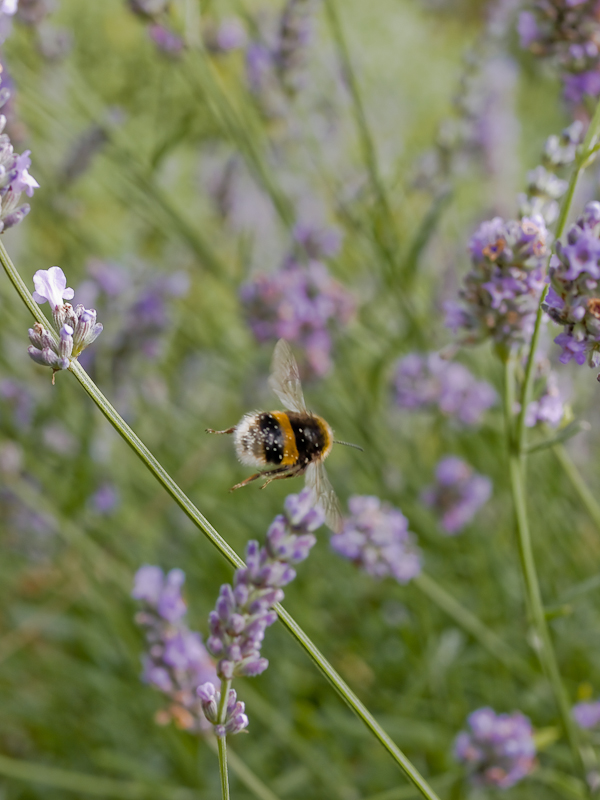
[217, 735, 231, 800]
[504, 356, 585, 779]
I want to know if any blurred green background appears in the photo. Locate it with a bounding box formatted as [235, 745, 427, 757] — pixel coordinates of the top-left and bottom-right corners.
[1, 0, 599, 798]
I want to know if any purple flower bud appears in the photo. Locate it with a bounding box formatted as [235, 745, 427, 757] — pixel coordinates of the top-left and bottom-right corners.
[573, 700, 600, 729]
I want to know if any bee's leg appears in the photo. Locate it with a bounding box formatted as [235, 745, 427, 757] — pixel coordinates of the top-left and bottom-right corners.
[230, 471, 264, 491]
[260, 465, 303, 489]
[206, 426, 236, 435]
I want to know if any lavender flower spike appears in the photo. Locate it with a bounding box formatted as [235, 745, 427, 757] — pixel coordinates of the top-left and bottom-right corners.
[331, 496, 422, 583]
[454, 707, 536, 788]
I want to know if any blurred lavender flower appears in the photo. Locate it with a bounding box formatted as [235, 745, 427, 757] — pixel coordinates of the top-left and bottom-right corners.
[241, 259, 354, 377]
[0, 0, 18, 45]
[16, 0, 52, 26]
[293, 221, 342, 260]
[525, 368, 564, 427]
[393, 352, 496, 427]
[454, 707, 536, 788]
[0, 379, 34, 428]
[199, 489, 323, 737]
[148, 24, 184, 57]
[204, 18, 247, 53]
[421, 456, 492, 535]
[573, 700, 600, 729]
[446, 215, 549, 348]
[274, 0, 318, 95]
[89, 483, 120, 515]
[543, 201, 600, 369]
[519, 1, 600, 103]
[133, 566, 219, 734]
[331, 496, 422, 583]
[29, 267, 103, 377]
[519, 122, 583, 224]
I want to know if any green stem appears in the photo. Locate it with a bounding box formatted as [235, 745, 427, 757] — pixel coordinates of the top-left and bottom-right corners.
[206, 739, 281, 800]
[504, 358, 584, 776]
[0, 241, 441, 800]
[553, 444, 600, 533]
[217, 737, 230, 800]
[516, 96, 600, 448]
[413, 573, 533, 681]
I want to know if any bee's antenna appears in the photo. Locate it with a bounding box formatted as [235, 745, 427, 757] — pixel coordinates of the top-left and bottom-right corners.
[333, 440, 364, 451]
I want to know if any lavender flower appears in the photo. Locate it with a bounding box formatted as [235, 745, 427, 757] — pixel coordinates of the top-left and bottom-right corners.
[525, 368, 564, 428]
[241, 259, 354, 377]
[28, 267, 103, 376]
[543, 201, 600, 368]
[421, 457, 492, 535]
[89, 483, 120, 515]
[148, 25, 184, 57]
[207, 489, 323, 681]
[0, 82, 39, 230]
[204, 18, 247, 54]
[133, 566, 219, 734]
[393, 352, 496, 427]
[573, 700, 600, 730]
[128, 0, 170, 18]
[274, 0, 318, 95]
[331, 496, 422, 583]
[519, 2, 600, 103]
[454, 707, 536, 788]
[446, 215, 549, 348]
[196, 489, 323, 737]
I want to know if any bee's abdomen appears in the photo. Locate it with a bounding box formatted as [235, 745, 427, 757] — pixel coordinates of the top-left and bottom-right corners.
[287, 412, 332, 466]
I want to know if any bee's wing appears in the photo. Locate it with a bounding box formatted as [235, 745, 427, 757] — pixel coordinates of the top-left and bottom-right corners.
[305, 461, 343, 534]
[268, 339, 307, 413]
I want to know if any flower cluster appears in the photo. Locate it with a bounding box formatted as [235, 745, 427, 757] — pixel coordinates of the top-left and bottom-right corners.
[132, 566, 219, 734]
[454, 707, 536, 789]
[573, 699, 600, 729]
[519, 2, 600, 104]
[421, 456, 492, 535]
[241, 226, 354, 377]
[28, 267, 103, 377]
[445, 215, 549, 348]
[542, 201, 600, 368]
[330, 496, 422, 583]
[393, 352, 496, 427]
[206, 489, 323, 681]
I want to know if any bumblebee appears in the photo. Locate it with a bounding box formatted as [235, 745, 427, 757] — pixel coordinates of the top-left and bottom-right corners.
[207, 339, 361, 533]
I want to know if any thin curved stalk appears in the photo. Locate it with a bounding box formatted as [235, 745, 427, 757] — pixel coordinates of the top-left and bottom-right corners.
[217, 737, 230, 800]
[0, 240, 441, 800]
[553, 444, 600, 534]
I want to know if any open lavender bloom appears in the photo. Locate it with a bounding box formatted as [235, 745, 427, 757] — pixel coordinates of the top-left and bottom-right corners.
[543, 201, 600, 369]
[133, 566, 219, 734]
[421, 456, 492, 535]
[28, 267, 103, 376]
[445, 215, 549, 348]
[393, 352, 496, 427]
[241, 259, 354, 377]
[454, 707, 536, 789]
[573, 699, 600, 730]
[519, 2, 600, 103]
[331, 496, 422, 583]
